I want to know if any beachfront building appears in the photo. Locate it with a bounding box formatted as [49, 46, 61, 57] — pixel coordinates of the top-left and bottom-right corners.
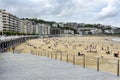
[60, 29, 74, 36]
[50, 27, 60, 36]
[38, 24, 50, 35]
[0, 9, 20, 32]
[104, 30, 114, 34]
[32, 22, 38, 35]
[27, 21, 33, 34]
[77, 27, 102, 35]
[112, 27, 120, 34]
[35, 24, 39, 34]
[66, 22, 78, 29]
[78, 23, 86, 27]
[0, 10, 9, 32]
[20, 19, 35, 34]
[58, 22, 65, 28]
[0, 11, 3, 32]
[20, 20, 28, 34]
[52, 23, 58, 27]
[52, 22, 64, 28]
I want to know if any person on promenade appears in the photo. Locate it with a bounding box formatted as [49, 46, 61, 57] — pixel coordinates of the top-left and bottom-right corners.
[12, 46, 15, 54]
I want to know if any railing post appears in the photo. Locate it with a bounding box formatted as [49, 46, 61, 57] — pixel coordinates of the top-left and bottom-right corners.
[51, 52, 52, 58]
[48, 52, 49, 57]
[46, 52, 48, 57]
[44, 51, 46, 56]
[43, 52, 44, 56]
[60, 53, 62, 61]
[45, 51, 46, 56]
[97, 58, 100, 71]
[41, 52, 42, 56]
[67, 54, 68, 63]
[43, 52, 45, 56]
[117, 60, 119, 76]
[38, 52, 39, 56]
[31, 50, 32, 54]
[39, 52, 40, 56]
[37, 52, 39, 56]
[73, 55, 75, 65]
[83, 55, 85, 68]
[55, 53, 57, 60]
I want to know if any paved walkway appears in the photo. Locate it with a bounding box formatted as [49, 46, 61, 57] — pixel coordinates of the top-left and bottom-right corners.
[0, 52, 120, 80]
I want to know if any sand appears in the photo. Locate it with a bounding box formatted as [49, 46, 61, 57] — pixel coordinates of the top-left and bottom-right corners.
[14, 36, 120, 58]
[13, 36, 120, 75]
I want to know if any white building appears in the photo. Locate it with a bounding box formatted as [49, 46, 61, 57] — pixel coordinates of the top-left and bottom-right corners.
[67, 22, 78, 29]
[38, 24, 50, 35]
[20, 20, 28, 34]
[52, 23, 58, 27]
[27, 21, 33, 34]
[0, 11, 3, 32]
[0, 9, 20, 32]
[20, 19, 35, 34]
[35, 24, 39, 34]
[104, 30, 114, 34]
[58, 23, 64, 28]
[77, 28, 102, 35]
[64, 30, 74, 34]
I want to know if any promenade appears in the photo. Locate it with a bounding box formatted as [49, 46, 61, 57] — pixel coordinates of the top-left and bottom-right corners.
[0, 35, 38, 52]
[0, 52, 120, 80]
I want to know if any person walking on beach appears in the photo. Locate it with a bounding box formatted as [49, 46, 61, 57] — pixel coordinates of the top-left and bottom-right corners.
[12, 46, 15, 54]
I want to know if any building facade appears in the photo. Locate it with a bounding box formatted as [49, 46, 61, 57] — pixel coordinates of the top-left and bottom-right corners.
[20, 20, 28, 34]
[38, 24, 50, 35]
[66, 22, 78, 29]
[0, 11, 3, 32]
[20, 19, 35, 34]
[0, 9, 20, 32]
[77, 28, 102, 35]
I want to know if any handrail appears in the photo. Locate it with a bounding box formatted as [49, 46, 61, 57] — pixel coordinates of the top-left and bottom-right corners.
[31, 49, 120, 76]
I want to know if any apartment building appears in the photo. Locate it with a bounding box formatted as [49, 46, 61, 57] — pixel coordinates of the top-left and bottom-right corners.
[52, 23, 58, 27]
[0, 9, 20, 32]
[27, 21, 33, 34]
[58, 23, 64, 28]
[0, 11, 3, 32]
[38, 23, 50, 35]
[32, 21, 38, 34]
[20, 20, 28, 34]
[66, 22, 78, 29]
[20, 19, 35, 34]
[35, 24, 39, 34]
[77, 27, 102, 35]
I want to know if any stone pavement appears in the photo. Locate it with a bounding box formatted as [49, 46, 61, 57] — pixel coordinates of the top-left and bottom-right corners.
[0, 52, 120, 80]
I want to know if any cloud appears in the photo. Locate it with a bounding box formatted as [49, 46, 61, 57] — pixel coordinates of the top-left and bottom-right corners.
[97, 0, 120, 20]
[0, 0, 120, 27]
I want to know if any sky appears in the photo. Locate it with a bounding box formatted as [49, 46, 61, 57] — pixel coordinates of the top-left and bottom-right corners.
[0, 0, 120, 27]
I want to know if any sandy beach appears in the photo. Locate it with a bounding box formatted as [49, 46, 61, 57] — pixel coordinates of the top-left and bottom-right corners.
[13, 36, 120, 74]
[14, 36, 120, 58]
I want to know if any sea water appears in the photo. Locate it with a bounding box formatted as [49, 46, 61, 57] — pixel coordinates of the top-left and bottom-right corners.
[112, 38, 120, 42]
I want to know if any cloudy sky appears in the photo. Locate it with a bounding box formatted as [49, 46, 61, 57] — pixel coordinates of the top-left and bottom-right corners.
[0, 0, 120, 27]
